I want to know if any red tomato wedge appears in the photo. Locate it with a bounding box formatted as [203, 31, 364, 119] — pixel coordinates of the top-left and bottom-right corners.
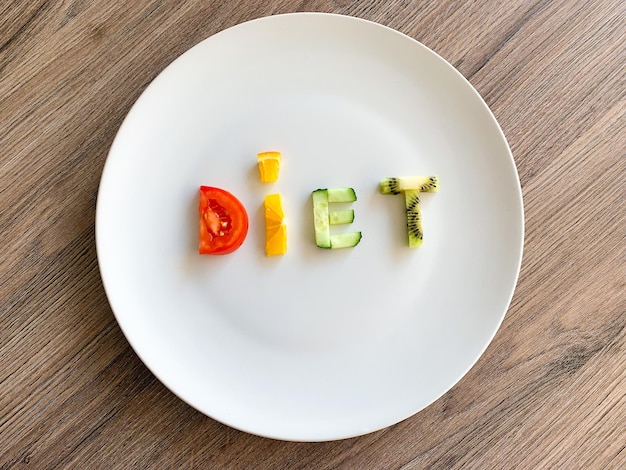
[198, 186, 248, 255]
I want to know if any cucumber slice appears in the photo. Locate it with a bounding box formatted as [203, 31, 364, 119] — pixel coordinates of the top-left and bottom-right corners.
[380, 176, 439, 195]
[312, 188, 361, 249]
[330, 232, 362, 249]
[329, 209, 355, 225]
[312, 189, 331, 248]
[327, 187, 357, 203]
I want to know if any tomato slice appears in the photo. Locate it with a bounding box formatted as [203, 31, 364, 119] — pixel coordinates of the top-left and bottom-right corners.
[199, 186, 248, 255]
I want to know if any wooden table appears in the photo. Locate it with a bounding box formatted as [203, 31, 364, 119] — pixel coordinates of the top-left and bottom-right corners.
[2, 1, 624, 468]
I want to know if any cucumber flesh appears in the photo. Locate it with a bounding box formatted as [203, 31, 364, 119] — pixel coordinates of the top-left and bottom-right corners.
[327, 187, 357, 203]
[312, 188, 360, 249]
[329, 209, 355, 225]
[312, 189, 330, 248]
[330, 232, 362, 249]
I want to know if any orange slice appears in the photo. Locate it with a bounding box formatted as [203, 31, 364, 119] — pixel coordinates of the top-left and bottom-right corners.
[266, 224, 287, 257]
[264, 193, 287, 256]
[264, 193, 284, 224]
[257, 151, 281, 183]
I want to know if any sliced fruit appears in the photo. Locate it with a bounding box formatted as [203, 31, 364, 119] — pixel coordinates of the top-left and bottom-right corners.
[266, 224, 287, 257]
[330, 232, 362, 249]
[380, 176, 439, 195]
[327, 187, 357, 202]
[264, 193, 287, 256]
[312, 189, 330, 248]
[199, 186, 248, 255]
[329, 209, 355, 225]
[257, 151, 281, 183]
[264, 192, 284, 224]
[405, 189, 423, 248]
[379, 176, 438, 247]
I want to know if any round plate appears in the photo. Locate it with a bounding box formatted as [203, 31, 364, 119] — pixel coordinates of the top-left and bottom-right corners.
[96, 13, 524, 441]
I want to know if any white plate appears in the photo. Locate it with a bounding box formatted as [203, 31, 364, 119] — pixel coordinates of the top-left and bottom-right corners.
[96, 13, 524, 441]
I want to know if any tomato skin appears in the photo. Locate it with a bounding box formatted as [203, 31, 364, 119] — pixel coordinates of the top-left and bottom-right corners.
[199, 186, 248, 255]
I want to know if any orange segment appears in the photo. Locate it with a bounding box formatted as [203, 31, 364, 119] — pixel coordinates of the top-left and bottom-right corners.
[264, 193, 287, 256]
[264, 193, 284, 223]
[257, 151, 281, 183]
[265, 224, 287, 257]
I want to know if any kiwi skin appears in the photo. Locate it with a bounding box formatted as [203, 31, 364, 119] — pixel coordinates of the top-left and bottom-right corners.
[380, 176, 439, 195]
[404, 189, 423, 248]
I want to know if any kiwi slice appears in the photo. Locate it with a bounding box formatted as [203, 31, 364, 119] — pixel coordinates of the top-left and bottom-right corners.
[404, 189, 423, 248]
[380, 176, 439, 195]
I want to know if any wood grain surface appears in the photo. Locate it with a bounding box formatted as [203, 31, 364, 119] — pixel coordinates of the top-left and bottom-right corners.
[1, 0, 624, 468]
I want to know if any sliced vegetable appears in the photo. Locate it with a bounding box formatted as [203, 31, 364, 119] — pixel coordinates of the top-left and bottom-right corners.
[327, 187, 357, 202]
[312, 189, 331, 248]
[312, 188, 361, 249]
[330, 232, 362, 249]
[329, 209, 355, 225]
[198, 186, 248, 255]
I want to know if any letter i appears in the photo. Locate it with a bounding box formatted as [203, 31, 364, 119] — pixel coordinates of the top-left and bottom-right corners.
[257, 151, 287, 256]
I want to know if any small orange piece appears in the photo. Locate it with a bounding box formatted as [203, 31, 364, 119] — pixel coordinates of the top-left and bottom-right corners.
[257, 151, 281, 183]
[266, 224, 287, 257]
[264, 193, 287, 256]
